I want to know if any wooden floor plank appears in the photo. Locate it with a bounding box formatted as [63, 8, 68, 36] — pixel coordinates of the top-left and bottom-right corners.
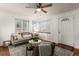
[0, 46, 10, 56]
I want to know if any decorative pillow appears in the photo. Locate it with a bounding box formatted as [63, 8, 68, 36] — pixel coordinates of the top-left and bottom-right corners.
[23, 35, 31, 39]
[13, 36, 18, 40]
[11, 33, 18, 40]
[12, 33, 22, 40]
[16, 34, 22, 40]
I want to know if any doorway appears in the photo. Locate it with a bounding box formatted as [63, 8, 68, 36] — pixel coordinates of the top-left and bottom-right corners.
[58, 16, 74, 46]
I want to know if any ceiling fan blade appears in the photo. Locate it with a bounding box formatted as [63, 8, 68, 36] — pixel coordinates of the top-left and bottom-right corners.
[36, 3, 42, 8]
[39, 3, 42, 6]
[41, 9, 47, 13]
[41, 4, 52, 8]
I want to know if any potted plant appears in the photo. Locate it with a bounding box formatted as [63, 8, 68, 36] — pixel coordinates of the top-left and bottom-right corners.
[30, 33, 39, 42]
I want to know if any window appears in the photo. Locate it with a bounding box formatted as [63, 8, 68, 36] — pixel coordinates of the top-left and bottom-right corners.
[15, 18, 29, 33]
[32, 20, 51, 33]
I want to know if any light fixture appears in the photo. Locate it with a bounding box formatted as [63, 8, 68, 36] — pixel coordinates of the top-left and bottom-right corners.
[36, 8, 41, 12]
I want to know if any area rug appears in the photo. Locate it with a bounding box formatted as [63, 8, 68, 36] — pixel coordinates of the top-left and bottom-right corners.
[8, 44, 26, 56]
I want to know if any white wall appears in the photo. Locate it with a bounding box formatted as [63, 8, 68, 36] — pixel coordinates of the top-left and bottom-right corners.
[51, 9, 79, 48]
[0, 11, 14, 45]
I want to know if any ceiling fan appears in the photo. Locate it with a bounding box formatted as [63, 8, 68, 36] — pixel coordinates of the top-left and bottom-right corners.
[25, 3, 52, 13]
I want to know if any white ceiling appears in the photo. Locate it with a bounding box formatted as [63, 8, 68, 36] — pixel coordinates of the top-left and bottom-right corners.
[0, 3, 79, 20]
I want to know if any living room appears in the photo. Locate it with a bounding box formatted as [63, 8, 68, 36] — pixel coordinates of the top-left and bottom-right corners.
[1, 3, 79, 56]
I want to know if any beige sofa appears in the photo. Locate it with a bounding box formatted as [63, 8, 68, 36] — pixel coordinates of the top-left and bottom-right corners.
[11, 32, 31, 46]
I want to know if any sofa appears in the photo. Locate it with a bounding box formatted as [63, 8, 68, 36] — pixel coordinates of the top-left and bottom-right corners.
[10, 32, 31, 46]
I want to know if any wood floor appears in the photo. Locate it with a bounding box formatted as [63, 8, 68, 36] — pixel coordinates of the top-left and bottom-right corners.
[0, 46, 10, 56]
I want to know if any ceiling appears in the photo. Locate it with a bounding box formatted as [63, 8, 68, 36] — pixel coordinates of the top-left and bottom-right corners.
[0, 3, 79, 20]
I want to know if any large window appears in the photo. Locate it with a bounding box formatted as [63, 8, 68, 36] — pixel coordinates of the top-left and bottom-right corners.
[32, 20, 51, 33]
[32, 21, 39, 33]
[15, 18, 29, 33]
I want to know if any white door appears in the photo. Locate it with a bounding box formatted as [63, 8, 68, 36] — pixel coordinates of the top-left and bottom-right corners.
[58, 16, 74, 46]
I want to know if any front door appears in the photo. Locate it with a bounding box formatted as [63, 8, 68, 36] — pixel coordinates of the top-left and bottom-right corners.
[58, 16, 74, 46]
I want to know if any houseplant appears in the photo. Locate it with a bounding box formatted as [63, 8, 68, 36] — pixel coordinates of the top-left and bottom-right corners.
[30, 33, 39, 42]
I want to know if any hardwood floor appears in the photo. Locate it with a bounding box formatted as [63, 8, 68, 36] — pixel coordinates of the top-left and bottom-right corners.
[0, 46, 10, 56]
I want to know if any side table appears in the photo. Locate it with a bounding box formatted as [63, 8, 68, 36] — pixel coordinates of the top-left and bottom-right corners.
[26, 43, 39, 56]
